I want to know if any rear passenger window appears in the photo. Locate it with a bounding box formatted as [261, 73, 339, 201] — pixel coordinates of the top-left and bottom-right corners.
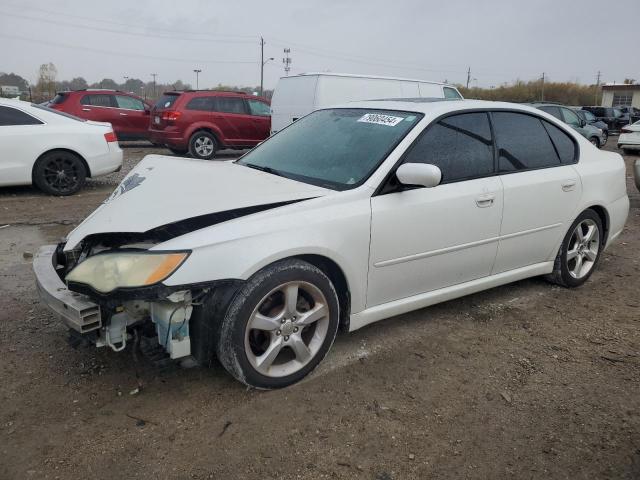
[186, 97, 215, 111]
[0, 106, 43, 126]
[81, 95, 114, 108]
[403, 112, 494, 183]
[492, 112, 560, 172]
[214, 97, 246, 114]
[443, 87, 462, 99]
[542, 120, 577, 164]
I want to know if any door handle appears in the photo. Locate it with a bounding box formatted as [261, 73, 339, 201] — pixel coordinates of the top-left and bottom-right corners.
[82, 108, 91, 111]
[475, 194, 495, 208]
[561, 180, 577, 192]
[119, 113, 128, 116]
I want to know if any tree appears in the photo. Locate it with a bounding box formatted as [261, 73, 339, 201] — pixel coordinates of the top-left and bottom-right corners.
[92, 78, 119, 89]
[36, 62, 57, 98]
[68, 77, 88, 90]
[0, 72, 29, 92]
[122, 78, 144, 95]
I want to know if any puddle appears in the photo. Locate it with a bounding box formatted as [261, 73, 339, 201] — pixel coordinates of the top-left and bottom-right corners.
[0, 224, 71, 270]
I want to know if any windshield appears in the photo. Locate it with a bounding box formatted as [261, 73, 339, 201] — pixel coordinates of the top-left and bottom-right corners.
[237, 108, 422, 190]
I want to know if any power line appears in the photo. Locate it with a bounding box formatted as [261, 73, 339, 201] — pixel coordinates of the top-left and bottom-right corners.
[2, 11, 256, 44]
[1, 2, 256, 40]
[0, 33, 258, 65]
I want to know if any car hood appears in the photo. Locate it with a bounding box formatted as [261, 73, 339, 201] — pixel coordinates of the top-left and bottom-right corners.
[64, 155, 331, 250]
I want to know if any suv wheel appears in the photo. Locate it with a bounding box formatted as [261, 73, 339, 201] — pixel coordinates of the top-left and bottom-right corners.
[216, 259, 340, 389]
[590, 137, 600, 148]
[189, 131, 218, 160]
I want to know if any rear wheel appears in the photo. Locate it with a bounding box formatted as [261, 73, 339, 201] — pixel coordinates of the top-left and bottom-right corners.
[216, 259, 340, 389]
[601, 130, 608, 146]
[189, 131, 218, 160]
[33, 151, 86, 196]
[590, 136, 600, 148]
[546, 209, 603, 288]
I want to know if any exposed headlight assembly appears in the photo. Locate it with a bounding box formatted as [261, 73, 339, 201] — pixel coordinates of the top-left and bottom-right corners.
[66, 252, 189, 293]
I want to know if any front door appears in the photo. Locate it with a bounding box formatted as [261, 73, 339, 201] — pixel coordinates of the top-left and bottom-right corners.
[368, 112, 503, 307]
[246, 99, 272, 142]
[114, 95, 150, 139]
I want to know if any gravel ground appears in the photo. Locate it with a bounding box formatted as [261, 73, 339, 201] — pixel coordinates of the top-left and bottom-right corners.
[0, 141, 638, 479]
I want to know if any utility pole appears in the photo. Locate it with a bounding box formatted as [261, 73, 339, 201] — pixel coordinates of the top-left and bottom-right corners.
[466, 67, 471, 89]
[260, 37, 265, 97]
[283, 48, 291, 76]
[595, 70, 601, 105]
[151, 73, 157, 98]
[540, 72, 545, 101]
[193, 69, 201, 89]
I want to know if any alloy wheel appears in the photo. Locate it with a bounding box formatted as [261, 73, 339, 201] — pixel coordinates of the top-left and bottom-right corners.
[566, 219, 600, 279]
[194, 136, 214, 157]
[42, 156, 81, 194]
[244, 281, 330, 377]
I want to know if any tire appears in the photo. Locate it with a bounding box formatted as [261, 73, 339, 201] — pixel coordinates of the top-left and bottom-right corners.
[546, 209, 603, 288]
[623, 148, 635, 155]
[33, 150, 87, 196]
[216, 259, 340, 389]
[188, 131, 218, 160]
[589, 137, 601, 148]
[168, 147, 188, 156]
[600, 131, 608, 146]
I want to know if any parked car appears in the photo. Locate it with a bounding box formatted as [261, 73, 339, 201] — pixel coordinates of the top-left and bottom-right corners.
[580, 106, 626, 132]
[34, 100, 629, 389]
[618, 120, 640, 154]
[533, 103, 605, 147]
[573, 108, 609, 145]
[0, 98, 122, 195]
[270, 72, 463, 133]
[49, 89, 152, 141]
[148, 90, 271, 160]
[617, 106, 640, 125]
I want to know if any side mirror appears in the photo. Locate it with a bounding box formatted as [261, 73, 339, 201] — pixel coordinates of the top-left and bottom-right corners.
[579, 118, 586, 127]
[396, 163, 442, 188]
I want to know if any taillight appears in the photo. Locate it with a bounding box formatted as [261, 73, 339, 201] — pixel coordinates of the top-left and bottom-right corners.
[160, 110, 182, 122]
[104, 132, 117, 143]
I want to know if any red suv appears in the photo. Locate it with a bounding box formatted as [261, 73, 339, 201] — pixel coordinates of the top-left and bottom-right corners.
[49, 89, 152, 141]
[148, 90, 271, 159]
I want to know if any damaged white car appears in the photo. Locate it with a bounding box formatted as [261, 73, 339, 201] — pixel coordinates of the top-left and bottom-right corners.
[34, 100, 629, 389]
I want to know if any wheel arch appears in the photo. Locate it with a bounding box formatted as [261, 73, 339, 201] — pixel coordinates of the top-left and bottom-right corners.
[586, 204, 610, 246]
[294, 254, 352, 331]
[31, 148, 92, 181]
[187, 125, 224, 147]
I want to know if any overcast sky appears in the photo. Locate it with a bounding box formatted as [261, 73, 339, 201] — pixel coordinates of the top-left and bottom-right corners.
[1, 0, 638, 90]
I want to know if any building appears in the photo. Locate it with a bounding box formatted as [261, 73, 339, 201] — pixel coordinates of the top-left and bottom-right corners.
[601, 83, 640, 108]
[0, 85, 20, 97]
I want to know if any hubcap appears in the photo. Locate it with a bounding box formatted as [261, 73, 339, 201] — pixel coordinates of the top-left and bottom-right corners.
[194, 136, 214, 156]
[43, 157, 79, 193]
[244, 281, 330, 377]
[567, 219, 600, 279]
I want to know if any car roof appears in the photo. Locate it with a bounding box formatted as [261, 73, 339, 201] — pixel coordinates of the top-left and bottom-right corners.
[329, 98, 547, 117]
[290, 72, 456, 87]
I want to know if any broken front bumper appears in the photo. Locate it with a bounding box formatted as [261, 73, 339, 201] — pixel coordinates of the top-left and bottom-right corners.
[33, 245, 102, 334]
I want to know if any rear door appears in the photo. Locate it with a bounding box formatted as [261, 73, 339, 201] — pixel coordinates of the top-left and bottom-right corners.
[211, 96, 253, 145]
[246, 99, 271, 141]
[114, 94, 150, 139]
[491, 112, 581, 273]
[79, 94, 119, 130]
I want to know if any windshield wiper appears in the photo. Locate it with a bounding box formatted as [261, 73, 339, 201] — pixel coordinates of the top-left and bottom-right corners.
[243, 163, 289, 179]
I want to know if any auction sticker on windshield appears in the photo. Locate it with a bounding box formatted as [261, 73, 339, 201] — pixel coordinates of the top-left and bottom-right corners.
[357, 113, 404, 127]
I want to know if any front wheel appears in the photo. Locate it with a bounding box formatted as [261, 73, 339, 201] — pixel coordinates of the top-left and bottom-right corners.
[546, 209, 603, 288]
[600, 131, 608, 146]
[189, 131, 218, 160]
[590, 137, 601, 148]
[216, 259, 340, 389]
[33, 151, 87, 196]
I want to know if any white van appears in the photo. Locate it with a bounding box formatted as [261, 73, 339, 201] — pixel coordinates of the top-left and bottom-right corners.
[269, 72, 463, 133]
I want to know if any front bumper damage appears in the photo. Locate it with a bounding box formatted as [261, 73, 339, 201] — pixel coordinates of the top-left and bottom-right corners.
[33, 245, 196, 360]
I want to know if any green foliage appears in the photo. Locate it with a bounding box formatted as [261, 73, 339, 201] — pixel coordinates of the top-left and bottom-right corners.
[459, 80, 600, 105]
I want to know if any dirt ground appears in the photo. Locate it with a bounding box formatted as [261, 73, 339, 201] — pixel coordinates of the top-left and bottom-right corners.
[0, 141, 638, 480]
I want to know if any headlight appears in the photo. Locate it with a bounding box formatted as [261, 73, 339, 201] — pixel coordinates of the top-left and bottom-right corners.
[66, 252, 189, 293]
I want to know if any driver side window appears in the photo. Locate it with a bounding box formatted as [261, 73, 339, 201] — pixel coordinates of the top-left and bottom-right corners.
[402, 112, 494, 183]
[561, 108, 581, 128]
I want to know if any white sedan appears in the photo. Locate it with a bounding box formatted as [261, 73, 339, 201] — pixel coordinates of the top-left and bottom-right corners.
[0, 99, 122, 195]
[34, 100, 629, 389]
[618, 120, 640, 153]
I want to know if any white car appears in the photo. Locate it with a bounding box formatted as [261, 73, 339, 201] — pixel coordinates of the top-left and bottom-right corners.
[34, 99, 629, 389]
[618, 120, 640, 153]
[0, 99, 122, 195]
